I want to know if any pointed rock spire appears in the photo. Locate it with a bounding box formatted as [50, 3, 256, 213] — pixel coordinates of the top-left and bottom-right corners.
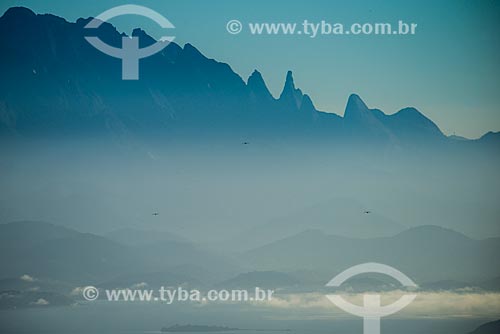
[279, 71, 297, 99]
[279, 71, 303, 111]
[247, 70, 273, 101]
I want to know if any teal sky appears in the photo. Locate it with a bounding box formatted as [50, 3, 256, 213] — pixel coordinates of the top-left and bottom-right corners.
[1, 0, 499, 138]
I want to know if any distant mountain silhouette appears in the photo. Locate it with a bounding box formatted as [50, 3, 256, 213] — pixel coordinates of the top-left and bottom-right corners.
[0, 221, 79, 249]
[476, 131, 500, 146]
[478, 276, 500, 291]
[0, 221, 240, 284]
[224, 198, 404, 252]
[241, 225, 500, 283]
[1, 6, 495, 149]
[104, 228, 188, 246]
[469, 320, 500, 334]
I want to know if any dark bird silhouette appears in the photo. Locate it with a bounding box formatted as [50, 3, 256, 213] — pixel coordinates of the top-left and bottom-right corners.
[152, 212, 159, 216]
[364, 211, 371, 214]
[242, 142, 250, 145]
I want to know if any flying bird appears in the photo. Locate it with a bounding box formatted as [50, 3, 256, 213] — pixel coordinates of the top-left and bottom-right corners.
[242, 141, 250, 145]
[152, 212, 159, 216]
[364, 211, 371, 214]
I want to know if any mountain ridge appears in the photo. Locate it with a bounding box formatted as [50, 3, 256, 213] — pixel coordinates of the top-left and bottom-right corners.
[0, 220, 241, 284]
[1, 6, 495, 148]
[241, 224, 500, 283]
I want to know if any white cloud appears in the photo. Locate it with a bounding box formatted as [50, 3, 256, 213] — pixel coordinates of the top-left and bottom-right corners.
[130, 282, 148, 289]
[30, 298, 49, 306]
[20, 274, 36, 282]
[252, 291, 500, 319]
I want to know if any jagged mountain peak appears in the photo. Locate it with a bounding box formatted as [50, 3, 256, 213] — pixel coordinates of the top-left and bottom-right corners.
[284, 70, 295, 88]
[0, 6, 490, 147]
[344, 93, 369, 119]
[247, 70, 274, 101]
[279, 70, 299, 97]
[247, 69, 265, 87]
[279, 70, 304, 110]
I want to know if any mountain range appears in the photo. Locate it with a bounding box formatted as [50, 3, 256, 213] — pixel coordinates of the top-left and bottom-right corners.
[0, 221, 241, 286]
[241, 225, 500, 284]
[1, 221, 499, 291]
[0, 6, 498, 149]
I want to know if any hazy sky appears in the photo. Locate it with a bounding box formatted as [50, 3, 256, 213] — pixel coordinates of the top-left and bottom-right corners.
[1, 0, 499, 138]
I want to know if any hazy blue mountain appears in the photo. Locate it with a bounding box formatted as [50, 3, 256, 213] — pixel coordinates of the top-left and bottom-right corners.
[0, 221, 241, 284]
[478, 276, 500, 291]
[343, 93, 445, 145]
[378, 107, 445, 143]
[476, 131, 500, 146]
[343, 94, 395, 142]
[469, 320, 500, 334]
[278, 71, 305, 112]
[104, 228, 188, 246]
[224, 198, 404, 251]
[0, 6, 488, 150]
[134, 240, 243, 282]
[241, 225, 500, 283]
[0, 221, 79, 249]
[24, 232, 135, 283]
[448, 134, 469, 141]
[446, 131, 500, 153]
[247, 70, 274, 105]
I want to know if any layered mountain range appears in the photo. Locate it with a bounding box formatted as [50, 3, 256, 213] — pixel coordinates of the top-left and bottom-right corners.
[0, 7, 497, 148]
[1, 221, 499, 293]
